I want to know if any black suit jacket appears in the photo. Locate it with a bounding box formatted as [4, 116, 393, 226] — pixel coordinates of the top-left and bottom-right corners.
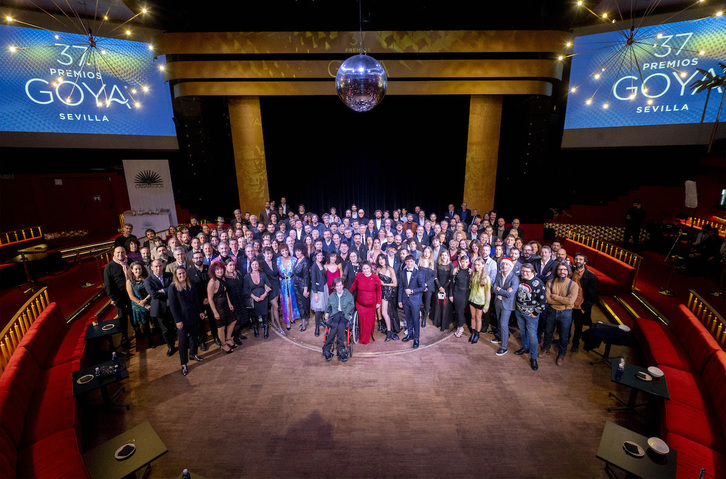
[457, 208, 472, 225]
[535, 258, 557, 285]
[144, 272, 173, 318]
[397, 267, 425, 306]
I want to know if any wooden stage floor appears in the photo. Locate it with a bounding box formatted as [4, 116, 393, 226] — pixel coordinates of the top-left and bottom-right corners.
[82, 306, 653, 479]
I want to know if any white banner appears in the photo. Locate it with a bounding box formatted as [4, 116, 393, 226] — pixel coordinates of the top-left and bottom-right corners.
[122, 159, 178, 228]
[685, 180, 698, 209]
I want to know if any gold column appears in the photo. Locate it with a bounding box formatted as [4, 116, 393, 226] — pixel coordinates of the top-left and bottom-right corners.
[228, 96, 270, 215]
[463, 95, 502, 214]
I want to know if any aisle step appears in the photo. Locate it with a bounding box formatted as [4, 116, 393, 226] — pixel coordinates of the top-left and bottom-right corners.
[616, 294, 657, 322]
[598, 296, 632, 328]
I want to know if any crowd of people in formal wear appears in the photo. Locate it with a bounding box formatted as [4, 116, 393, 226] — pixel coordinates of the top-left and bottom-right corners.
[105, 198, 598, 375]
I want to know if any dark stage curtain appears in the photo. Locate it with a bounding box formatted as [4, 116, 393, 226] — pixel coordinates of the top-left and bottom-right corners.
[260, 95, 469, 218]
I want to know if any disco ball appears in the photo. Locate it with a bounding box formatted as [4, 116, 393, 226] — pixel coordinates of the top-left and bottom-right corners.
[335, 54, 387, 112]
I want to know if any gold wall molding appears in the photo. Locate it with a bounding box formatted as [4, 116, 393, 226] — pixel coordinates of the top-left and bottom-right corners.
[158, 30, 572, 55]
[165, 59, 562, 81]
[173, 80, 552, 98]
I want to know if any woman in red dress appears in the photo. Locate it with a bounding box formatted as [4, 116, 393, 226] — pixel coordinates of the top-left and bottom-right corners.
[349, 262, 382, 345]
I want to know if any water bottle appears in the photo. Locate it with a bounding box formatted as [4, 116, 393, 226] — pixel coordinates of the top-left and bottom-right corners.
[615, 358, 625, 381]
[112, 351, 119, 366]
[182, 469, 191, 479]
[94, 367, 101, 378]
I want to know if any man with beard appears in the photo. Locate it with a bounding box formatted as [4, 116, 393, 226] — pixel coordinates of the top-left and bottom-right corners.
[185, 237, 203, 263]
[155, 244, 171, 269]
[211, 242, 236, 266]
[188, 217, 202, 237]
[139, 247, 153, 275]
[187, 251, 215, 350]
[569, 253, 598, 353]
[115, 223, 137, 251]
[542, 263, 579, 366]
[514, 263, 547, 371]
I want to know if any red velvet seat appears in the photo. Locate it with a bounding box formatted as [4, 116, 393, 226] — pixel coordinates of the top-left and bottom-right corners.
[46, 318, 89, 368]
[562, 238, 635, 294]
[661, 400, 725, 452]
[592, 273, 623, 296]
[0, 303, 90, 479]
[659, 365, 712, 412]
[594, 254, 635, 289]
[20, 358, 81, 447]
[703, 351, 726, 438]
[17, 428, 89, 479]
[0, 348, 39, 446]
[634, 317, 694, 372]
[670, 305, 722, 374]
[667, 432, 726, 479]
[0, 425, 18, 478]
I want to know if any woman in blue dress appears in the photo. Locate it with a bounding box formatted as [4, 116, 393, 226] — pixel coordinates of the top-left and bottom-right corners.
[276, 243, 300, 328]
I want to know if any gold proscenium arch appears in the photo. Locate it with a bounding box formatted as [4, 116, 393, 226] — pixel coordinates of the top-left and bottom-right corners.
[158, 30, 571, 214]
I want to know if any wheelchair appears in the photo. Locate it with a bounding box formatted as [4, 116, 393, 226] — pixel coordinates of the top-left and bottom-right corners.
[322, 311, 359, 357]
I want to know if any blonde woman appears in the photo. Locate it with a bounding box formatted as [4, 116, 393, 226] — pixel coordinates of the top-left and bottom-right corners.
[417, 246, 436, 328]
[454, 230, 468, 244]
[468, 257, 491, 344]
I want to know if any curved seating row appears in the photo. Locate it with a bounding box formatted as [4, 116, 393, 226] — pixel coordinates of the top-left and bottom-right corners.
[562, 238, 635, 295]
[0, 303, 91, 479]
[633, 304, 726, 479]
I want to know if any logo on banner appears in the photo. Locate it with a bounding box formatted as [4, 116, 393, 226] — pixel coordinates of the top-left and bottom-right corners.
[134, 170, 164, 189]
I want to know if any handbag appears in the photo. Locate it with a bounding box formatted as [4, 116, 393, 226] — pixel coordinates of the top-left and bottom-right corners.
[438, 292, 446, 300]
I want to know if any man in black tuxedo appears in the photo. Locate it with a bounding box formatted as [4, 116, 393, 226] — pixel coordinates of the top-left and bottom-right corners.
[145, 259, 176, 356]
[398, 255, 425, 349]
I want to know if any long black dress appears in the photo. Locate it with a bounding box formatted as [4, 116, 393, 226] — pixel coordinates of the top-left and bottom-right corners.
[225, 272, 249, 326]
[419, 265, 436, 325]
[378, 270, 401, 333]
[433, 263, 454, 330]
[451, 268, 471, 328]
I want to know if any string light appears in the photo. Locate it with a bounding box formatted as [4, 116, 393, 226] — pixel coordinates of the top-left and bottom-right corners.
[5, 2, 164, 111]
[565, 0, 714, 109]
